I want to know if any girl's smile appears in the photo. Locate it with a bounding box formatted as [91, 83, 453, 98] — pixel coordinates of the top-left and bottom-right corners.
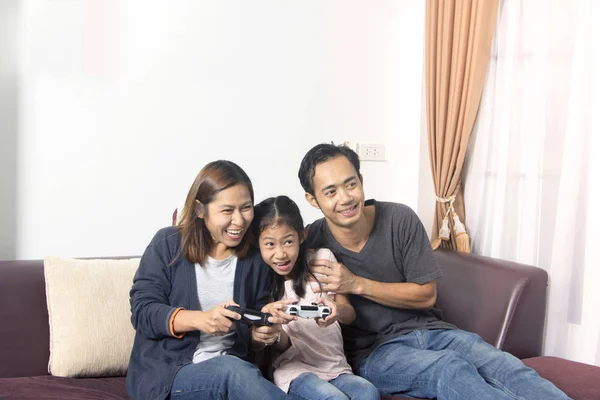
[273, 260, 293, 272]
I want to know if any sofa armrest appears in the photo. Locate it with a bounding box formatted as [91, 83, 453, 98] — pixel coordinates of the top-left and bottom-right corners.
[434, 250, 547, 359]
[0, 260, 50, 378]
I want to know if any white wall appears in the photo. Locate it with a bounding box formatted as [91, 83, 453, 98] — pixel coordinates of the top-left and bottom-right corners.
[0, 1, 19, 260]
[11, 0, 426, 259]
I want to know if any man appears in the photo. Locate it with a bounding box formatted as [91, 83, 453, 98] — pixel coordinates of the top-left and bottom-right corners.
[298, 143, 568, 399]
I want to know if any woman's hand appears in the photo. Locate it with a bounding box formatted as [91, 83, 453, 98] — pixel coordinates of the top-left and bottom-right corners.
[314, 297, 339, 328]
[197, 300, 241, 336]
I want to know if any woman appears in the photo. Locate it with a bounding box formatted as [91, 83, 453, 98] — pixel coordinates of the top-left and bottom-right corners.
[126, 160, 288, 400]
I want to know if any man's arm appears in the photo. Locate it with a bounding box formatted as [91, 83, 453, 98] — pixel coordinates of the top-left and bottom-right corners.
[310, 260, 437, 310]
[331, 293, 357, 323]
[354, 277, 437, 309]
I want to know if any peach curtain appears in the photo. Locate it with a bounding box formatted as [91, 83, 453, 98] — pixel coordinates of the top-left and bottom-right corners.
[426, 0, 499, 251]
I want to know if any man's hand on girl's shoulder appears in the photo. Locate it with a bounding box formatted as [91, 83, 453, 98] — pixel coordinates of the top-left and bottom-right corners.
[309, 258, 359, 294]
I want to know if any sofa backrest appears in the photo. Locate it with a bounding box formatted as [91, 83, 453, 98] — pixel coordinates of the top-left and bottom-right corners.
[0, 259, 50, 378]
[435, 249, 548, 359]
[0, 251, 548, 378]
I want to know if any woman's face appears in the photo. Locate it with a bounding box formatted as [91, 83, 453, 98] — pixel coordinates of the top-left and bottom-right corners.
[200, 184, 254, 258]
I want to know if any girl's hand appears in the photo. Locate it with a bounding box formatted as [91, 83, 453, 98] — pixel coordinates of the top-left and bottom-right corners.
[250, 299, 297, 350]
[262, 298, 299, 325]
[251, 323, 283, 346]
[314, 297, 338, 328]
[197, 300, 240, 336]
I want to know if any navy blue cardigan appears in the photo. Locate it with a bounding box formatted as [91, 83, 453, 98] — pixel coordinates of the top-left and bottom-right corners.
[126, 226, 272, 400]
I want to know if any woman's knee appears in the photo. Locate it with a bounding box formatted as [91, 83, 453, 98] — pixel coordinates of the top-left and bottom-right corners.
[218, 356, 263, 380]
[187, 356, 263, 388]
[218, 356, 283, 397]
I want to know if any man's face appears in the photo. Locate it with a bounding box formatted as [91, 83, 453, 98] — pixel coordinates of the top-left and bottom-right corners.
[306, 155, 365, 229]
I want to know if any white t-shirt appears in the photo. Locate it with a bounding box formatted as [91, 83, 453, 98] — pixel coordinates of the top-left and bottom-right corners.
[272, 249, 353, 393]
[192, 254, 237, 364]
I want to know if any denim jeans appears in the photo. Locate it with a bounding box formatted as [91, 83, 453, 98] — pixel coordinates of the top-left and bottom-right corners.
[358, 329, 570, 400]
[288, 372, 380, 400]
[170, 355, 288, 400]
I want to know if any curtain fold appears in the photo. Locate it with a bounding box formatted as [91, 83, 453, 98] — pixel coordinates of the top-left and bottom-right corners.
[425, 0, 499, 251]
[463, 0, 600, 366]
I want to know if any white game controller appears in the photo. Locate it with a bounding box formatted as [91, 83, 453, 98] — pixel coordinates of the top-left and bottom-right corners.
[284, 303, 331, 319]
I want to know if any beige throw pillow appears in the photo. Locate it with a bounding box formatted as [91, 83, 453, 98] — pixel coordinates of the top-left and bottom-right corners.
[44, 256, 140, 377]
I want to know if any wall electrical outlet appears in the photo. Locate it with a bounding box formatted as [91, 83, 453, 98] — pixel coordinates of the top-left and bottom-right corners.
[357, 143, 386, 161]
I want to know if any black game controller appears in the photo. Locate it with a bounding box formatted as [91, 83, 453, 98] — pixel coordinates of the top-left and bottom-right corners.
[225, 306, 272, 326]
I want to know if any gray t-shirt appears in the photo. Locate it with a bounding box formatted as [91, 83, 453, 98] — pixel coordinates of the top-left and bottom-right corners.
[305, 200, 456, 369]
[192, 254, 237, 363]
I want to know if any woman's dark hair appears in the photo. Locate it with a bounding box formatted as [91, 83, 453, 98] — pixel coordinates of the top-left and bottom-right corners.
[252, 196, 322, 301]
[176, 160, 254, 265]
[298, 143, 361, 195]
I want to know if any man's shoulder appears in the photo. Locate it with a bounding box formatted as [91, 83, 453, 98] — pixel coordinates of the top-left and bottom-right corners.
[375, 201, 422, 227]
[304, 217, 330, 249]
[305, 217, 326, 234]
[376, 201, 417, 216]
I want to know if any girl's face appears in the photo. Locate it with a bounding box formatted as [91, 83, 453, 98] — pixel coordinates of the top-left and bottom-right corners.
[258, 223, 301, 280]
[200, 184, 254, 258]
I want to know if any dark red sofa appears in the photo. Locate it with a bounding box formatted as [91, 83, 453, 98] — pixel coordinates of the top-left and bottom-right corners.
[1, 250, 598, 400]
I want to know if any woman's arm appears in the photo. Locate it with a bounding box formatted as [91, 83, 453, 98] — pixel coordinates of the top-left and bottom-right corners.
[130, 243, 184, 339]
[173, 302, 241, 336]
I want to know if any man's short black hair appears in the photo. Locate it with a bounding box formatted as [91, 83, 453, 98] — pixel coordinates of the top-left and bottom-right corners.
[298, 143, 361, 195]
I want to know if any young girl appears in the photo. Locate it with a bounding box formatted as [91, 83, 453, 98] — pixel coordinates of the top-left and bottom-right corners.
[127, 161, 287, 400]
[254, 196, 380, 400]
